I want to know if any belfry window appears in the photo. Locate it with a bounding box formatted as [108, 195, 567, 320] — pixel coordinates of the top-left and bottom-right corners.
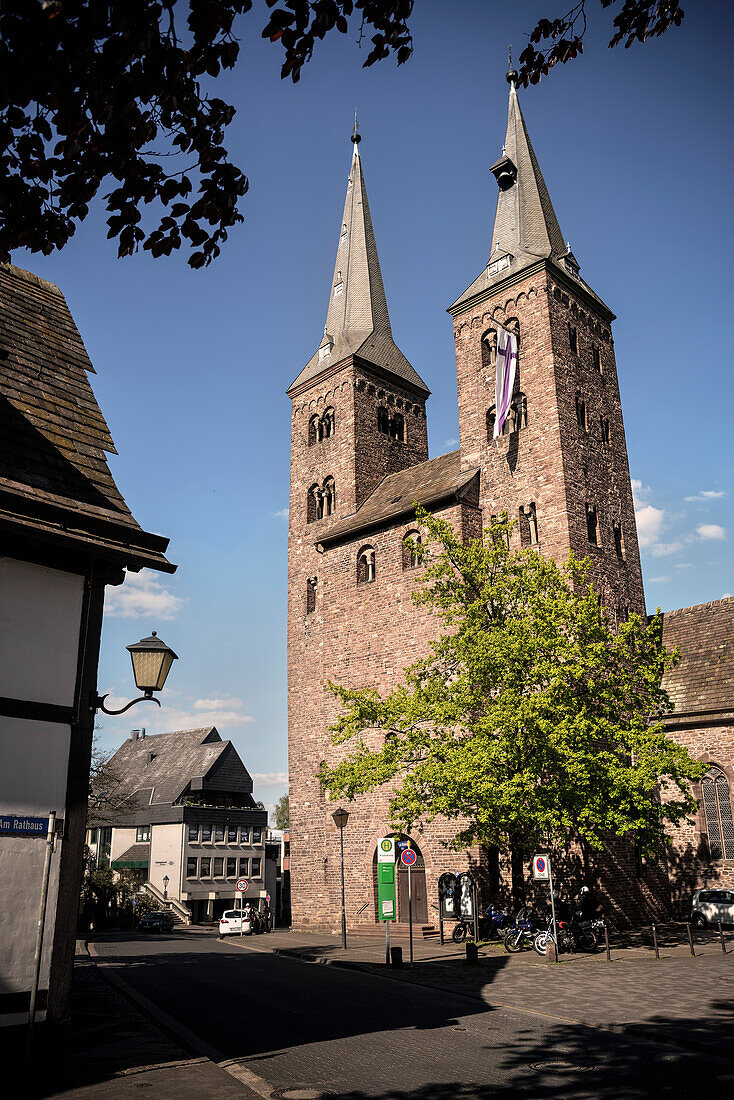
[323, 477, 336, 517]
[575, 394, 587, 431]
[402, 531, 421, 570]
[357, 545, 376, 584]
[613, 522, 625, 560]
[701, 767, 734, 860]
[306, 577, 317, 614]
[310, 409, 336, 445]
[390, 412, 405, 442]
[481, 329, 497, 373]
[586, 504, 599, 546]
[377, 406, 390, 435]
[307, 484, 322, 523]
[308, 416, 319, 447]
[519, 503, 538, 548]
[569, 324, 578, 356]
[600, 416, 610, 444]
[592, 345, 603, 375]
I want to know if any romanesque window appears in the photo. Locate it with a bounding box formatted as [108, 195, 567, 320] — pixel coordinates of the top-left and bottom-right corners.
[377, 405, 405, 441]
[600, 416, 610, 444]
[357, 545, 376, 584]
[322, 408, 335, 439]
[586, 504, 599, 545]
[310, 409, 335, 445]
[402, 531, 421, 570]
[593, 345, 603, 375]
[519, 503, 538, 548]
[486, 407, 496, 440]
[513, 392, 528, 430]
[481, 329, 497, 372]
[377, 406, 390, 435]
[306, 577, 317, 614]
[390, 412, 405, 442]
[575, 394, 587, 431]
[308, 416, 319, 447]
[569, 324, 578, 356]
[307, 484, 321, 523]
[613, 522, 625, 560]
[701, 767, 734, 860]
[323, 477, 336, 517]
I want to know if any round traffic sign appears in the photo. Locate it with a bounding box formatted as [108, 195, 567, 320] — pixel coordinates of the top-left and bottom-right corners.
[535, 857, 546, 874]
[236, 878, 249, 893]
[401, 848, 417, 866]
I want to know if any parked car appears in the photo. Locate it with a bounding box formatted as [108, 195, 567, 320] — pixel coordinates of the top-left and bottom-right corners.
[691, 889, 734, 928]
[219, 909, 248, 936]
[138, 910, 175, 933]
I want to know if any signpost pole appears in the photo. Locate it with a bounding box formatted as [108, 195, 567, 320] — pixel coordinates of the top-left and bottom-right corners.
[547, 858, 558, 961]
[28, 811, 56, 1045]
[240, 891, 243, 937]
[386, 918, 390, 966]
[473, 878, 479, 944]
[408, 862, 413, 965]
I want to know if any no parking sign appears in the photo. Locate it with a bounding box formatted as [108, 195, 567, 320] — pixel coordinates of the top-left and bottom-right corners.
[532, 853, 551, 882]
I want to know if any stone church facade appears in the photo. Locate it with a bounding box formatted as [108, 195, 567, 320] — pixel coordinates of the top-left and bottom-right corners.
[287, 77, 734, 931]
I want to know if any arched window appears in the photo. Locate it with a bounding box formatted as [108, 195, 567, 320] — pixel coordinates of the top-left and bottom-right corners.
[377, 406, 390, 435]
[323, 408, 335, 438]
[519, 503, 538, 547]
[512, 392, 527, 430]
[575, 393, 587, 431]
[307, 484, 322, 523]
[390, 412, 405, 442]
[323, 477, 336, 517]
[481, 328, 497, 373]
[357, 545, 375, 584]
[306, 577, 317, 614]
[486, 406, 496, 441]
[701, 767, 734, 860]
[402, 531, 421, 570]
[308, 416, 319, 447]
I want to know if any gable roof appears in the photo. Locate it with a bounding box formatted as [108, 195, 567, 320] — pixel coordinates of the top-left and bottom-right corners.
[104, 727, 254, 813]
[0, 263, 174, 572]
[661, 597, 734, 721]
[317, 449, 479, 548]
[287, 141, 429, 398]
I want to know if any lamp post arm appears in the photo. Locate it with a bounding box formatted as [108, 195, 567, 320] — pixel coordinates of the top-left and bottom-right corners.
[93, 693, 162, 716]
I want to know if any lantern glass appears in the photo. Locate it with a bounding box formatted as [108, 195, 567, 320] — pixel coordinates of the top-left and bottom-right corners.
[332, 807, 349, 830]
[127, 632, 178, 695]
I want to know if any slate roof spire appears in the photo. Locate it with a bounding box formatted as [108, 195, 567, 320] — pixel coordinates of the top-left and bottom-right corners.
[450, 80, 583, 312]
[288, 132, 429, 397]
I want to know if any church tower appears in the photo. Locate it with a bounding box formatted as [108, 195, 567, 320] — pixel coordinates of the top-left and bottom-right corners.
[449, 71, 644, 620]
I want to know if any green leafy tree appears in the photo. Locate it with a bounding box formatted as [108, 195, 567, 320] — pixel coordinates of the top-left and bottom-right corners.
[273, 793, 290, 830]
[319, 511, 704, 891]
[0, 1, 683, 266]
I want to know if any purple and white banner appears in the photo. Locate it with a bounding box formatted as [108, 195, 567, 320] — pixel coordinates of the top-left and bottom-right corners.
[494, 326, 518, 438]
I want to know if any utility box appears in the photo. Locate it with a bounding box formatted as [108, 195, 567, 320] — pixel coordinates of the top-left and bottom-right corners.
[377, 836, 396, 922]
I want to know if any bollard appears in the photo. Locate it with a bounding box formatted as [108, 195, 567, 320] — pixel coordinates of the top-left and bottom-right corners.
[652, 923, 660, 960]
[604, 923, 611, 963]
[545, 938, 559, 964]
[686, 923, 695, 957]
[390, 945, 403, 967]
[465, 941, 479, 965]
[718, 921, 727, 955]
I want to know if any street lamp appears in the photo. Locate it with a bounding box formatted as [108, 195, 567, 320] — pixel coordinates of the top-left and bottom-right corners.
[93, 631, 178, 715]
[162, 875, 169, 902]
[332, 807, 349, 950]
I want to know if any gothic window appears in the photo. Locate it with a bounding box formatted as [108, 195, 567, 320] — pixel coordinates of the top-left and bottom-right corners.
[307, 484, 322, 523]
[306, 577, 317, 614]
[377, 406, 390, 435]
[600, 416, 610, 444]
[592, 345, 603, 376]
[357, 545, 376, 584]
[308, 416, 319, 447]
[569, 324, 578, 356]
[613, 522, 625, 560]
[701, 767, 734, 860]
[586, 504, 599, 545]
[402, 531, 421, 570]
[390, 412, 405, 442]
[575, 394, 587, 431]
[519, 503, 538, 548]
[323, 477, 336, 516]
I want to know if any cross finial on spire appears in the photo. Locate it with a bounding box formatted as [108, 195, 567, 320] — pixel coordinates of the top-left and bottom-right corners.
[506, 44, 518, 87]
[351, 110, 361, 145]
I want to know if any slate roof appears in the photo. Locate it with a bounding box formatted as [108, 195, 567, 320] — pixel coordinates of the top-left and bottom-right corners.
[449, 86, 610, 318]
[317, 450, 479, 547]
[288, 142, 429, 398]
[661, 598, 734, 719]
[111, 843, 150, 865]
[104, 727, 255, 815]
[0, 262, 174, 572]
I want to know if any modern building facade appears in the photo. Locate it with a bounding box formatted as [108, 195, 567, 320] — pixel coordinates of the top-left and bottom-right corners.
[0, 263, 174, 1025]
[286, 78, 734, 931]
[88, 727, 271, 921]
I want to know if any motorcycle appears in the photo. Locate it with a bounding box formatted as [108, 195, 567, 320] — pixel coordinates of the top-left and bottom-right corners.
[533, 913, 598, 956]
[452, 904, 512, 944]
[502, 907, 545, 953]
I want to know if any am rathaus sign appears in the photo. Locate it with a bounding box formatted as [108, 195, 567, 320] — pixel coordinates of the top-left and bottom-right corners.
[0, 815, 51, 836]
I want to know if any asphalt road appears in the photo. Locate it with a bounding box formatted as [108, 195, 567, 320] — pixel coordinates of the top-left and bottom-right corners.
[92, 931, 733, 1098]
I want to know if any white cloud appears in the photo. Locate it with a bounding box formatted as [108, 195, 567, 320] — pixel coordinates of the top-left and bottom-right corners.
[272, 508, 289, 520]
[445, 437, 459, 447]
[632, 479, 683, 557]
[106, 570, 184, 620]
[684, 490, 726, 502]
[635, 504, 665, 549]
[252, 771, 288, 787]
[649, 576, 669, 583]
[157, 694, 253, 730]
[675, 562, 694, 569]
[697, 524, 726, 541]
[194, 696, 244, 711]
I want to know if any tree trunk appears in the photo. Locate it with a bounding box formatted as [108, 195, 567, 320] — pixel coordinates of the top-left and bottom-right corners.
[510, 838, 526, 906]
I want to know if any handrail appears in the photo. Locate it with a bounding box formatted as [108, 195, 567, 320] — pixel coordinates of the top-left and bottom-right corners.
[356, 900, 370, 917]
[140, 881, 191, 924]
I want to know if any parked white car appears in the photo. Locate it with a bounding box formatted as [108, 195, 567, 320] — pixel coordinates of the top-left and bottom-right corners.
[219, 909, 250, 936]
[691, 889, 734, 928]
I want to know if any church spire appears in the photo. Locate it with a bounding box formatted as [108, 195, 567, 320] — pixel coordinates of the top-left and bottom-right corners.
[288, 132, 428, 397]
[450, 79, 572, 312]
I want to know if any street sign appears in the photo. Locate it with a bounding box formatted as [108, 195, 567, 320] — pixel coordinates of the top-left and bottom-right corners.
[532, 854, 551, 882]
[400, 848, 417, 866]
[377, 836, 396, 923]
[0, 815, 50, 836]
[236, 878, 249, 892]
[377, 836, 396, 863]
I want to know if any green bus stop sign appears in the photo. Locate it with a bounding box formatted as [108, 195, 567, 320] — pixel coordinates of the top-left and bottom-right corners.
[377, 836, 396, 922]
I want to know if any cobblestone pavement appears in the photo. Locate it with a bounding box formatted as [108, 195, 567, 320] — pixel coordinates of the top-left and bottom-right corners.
[88, 930, 734, 1098]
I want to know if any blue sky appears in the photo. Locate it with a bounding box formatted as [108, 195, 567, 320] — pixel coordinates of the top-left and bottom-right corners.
[17, 1, 733, 811]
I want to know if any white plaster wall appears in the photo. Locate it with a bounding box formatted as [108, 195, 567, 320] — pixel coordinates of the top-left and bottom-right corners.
[149, 824, 183, 899]
[0, 838, 61, 1000]
[0, 559, 84, 706]
[0, 717, 70, 818]
[110, 827, 137, 862]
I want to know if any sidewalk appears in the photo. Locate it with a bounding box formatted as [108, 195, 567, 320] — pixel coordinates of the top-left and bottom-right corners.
[221, 924, 734, 1062]
[8, 943, 259, 1099]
